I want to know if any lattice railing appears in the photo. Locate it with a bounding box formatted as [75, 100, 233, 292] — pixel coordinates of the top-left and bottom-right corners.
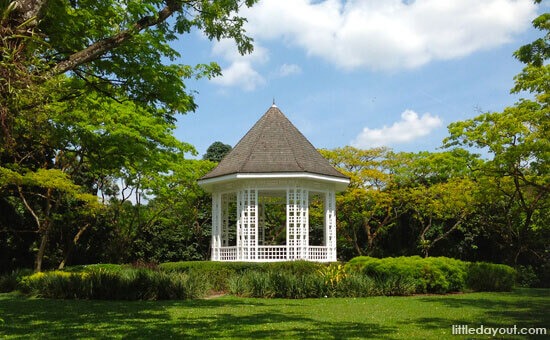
[257, 245, 287, 261]
[219, 246, 237, 261]
[214, 245, 331, 262]
[308, 246, 328, 261]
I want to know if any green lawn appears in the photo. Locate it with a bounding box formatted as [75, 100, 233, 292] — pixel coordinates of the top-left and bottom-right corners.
[0, 289, 548, 339]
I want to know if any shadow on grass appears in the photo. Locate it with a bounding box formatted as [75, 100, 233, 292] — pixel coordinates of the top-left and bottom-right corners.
[0, 294, 395, 339]
[412, 288, 549, 337]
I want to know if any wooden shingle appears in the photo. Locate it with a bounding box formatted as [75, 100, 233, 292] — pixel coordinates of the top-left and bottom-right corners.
[201, 105, 347, 180]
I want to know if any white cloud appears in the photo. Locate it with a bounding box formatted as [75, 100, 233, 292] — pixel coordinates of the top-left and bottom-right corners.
[210, 61, 266, 91]
[208, 0, 537, 89]
[210, 39, 268, 91]
[352, 110, 443, 148]
[241, 0, 537, 71]
[277, 63, 302, 77]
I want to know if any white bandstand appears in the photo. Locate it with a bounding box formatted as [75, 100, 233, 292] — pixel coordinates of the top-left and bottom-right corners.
[198, 105, 349, 262]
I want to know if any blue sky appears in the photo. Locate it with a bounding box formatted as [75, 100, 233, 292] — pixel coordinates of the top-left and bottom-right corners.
[174, 0, 547, 158]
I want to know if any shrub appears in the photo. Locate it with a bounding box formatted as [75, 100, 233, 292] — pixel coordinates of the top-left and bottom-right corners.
[515, 265, 540, 288]
[347, 256, 514, 294]
[18, 268, 209, 300]
[160, 261, 258, 292]
[229, 268, 327, 299]
[537, 263, 550, 288]
[20, 271, 87, 298]
[515, 263, 550, 288]
[160, 260, 327, 294]
[0, 268, 33, 293]
[245, 270, 274, 298]
[64, 264, 124, 273]
[374, 274, 417, 296]
[268, 271, 326, 298]
[466, 262, 516, 292]
[347, 256, 432, 293]
[333, 273, 378, 297]
[264, 261, 324, 276]
[227, 274, 247, 296]
[318, 263, 347, 290]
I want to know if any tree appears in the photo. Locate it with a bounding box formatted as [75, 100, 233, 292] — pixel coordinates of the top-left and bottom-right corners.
[443, 11, 549, 264]
[0, 0, 258, 271]
[203, 141, 233, 162]
[389, 150, 480, 257]
[321, 146, 402, 258]
[2, 0, 257, 149]
[0, 167, 101, 271]
[403, 178, 476, 257]
[129, 160, 216, 262]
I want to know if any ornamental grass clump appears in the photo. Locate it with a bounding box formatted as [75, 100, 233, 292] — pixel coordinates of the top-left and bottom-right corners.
[20, 271, 88, 298]
[17, 268, 209, 300]
[466, 262, 516, 292]
[332, 273, 378, 297]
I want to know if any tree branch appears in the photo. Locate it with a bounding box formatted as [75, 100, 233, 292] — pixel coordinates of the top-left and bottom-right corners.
[49, 0, 182, 77]
[17, 185, 41, 230]
[11, 0, 48, 28]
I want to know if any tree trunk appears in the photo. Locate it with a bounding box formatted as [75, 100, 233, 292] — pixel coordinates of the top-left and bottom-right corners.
[58, 223, 90, 270]
[35, 229, 49, 272]
[422, 247, 429, 258]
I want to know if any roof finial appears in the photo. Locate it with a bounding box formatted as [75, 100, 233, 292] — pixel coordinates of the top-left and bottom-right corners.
[272, 98, 277, 108]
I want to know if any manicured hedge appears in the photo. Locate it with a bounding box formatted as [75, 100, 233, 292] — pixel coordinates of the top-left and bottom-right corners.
[18, 268, 208, 300]
[1, 257, 516, 299]
[160, 260, 323, 292]
[227, 263, 418, 298]
[346, 256, 515, 293]
[467, 262, 516, 292]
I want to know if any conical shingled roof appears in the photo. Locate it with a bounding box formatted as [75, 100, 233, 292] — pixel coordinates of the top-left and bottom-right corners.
[200, 105, 347, 180]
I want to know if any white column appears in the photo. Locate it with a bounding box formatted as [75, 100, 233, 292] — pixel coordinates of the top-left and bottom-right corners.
[287, 186, 308, 260]
[221, 194, 230, 247]
[301, 189, 309, 260]
[325, 190, 337, 261]
[258, 199, 265, 246]
[211, 192, 222, 261]
[237, 188, 257, 261]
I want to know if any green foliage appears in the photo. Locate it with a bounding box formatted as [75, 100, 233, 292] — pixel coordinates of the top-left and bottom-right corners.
[229, 269, 326, 299]
[263, 260, 323, 276]
[0, 0, 257, 272]
[347, 256, 511, 293]
[466, 263, 516, 292]
[515, 265, 540, 288]
[160, 261, 323, 292]
[160, 261, 259, 291]
[317, 263, 347, 289]
[18, 267, 209, 300]
[374, 274, 417, 296]
[241, 270, 275, 298]
[320, 147, 402, 258]
[227, 262, 413, 298]
[442, 10, 549, 268]
[4, 259, 518, 299]
[203, 141, 233, 162]
[332, 273, 378, 297]
[0, 269, 33, 293]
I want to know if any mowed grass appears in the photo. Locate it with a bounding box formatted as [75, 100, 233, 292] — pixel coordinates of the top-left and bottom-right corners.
[0, 289, 548, 339]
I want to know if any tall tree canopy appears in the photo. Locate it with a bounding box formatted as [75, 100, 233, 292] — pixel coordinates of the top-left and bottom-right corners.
[0, 0, 257, 271]
[444, 11, 549, 264]
[203, 141, 232, 163]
